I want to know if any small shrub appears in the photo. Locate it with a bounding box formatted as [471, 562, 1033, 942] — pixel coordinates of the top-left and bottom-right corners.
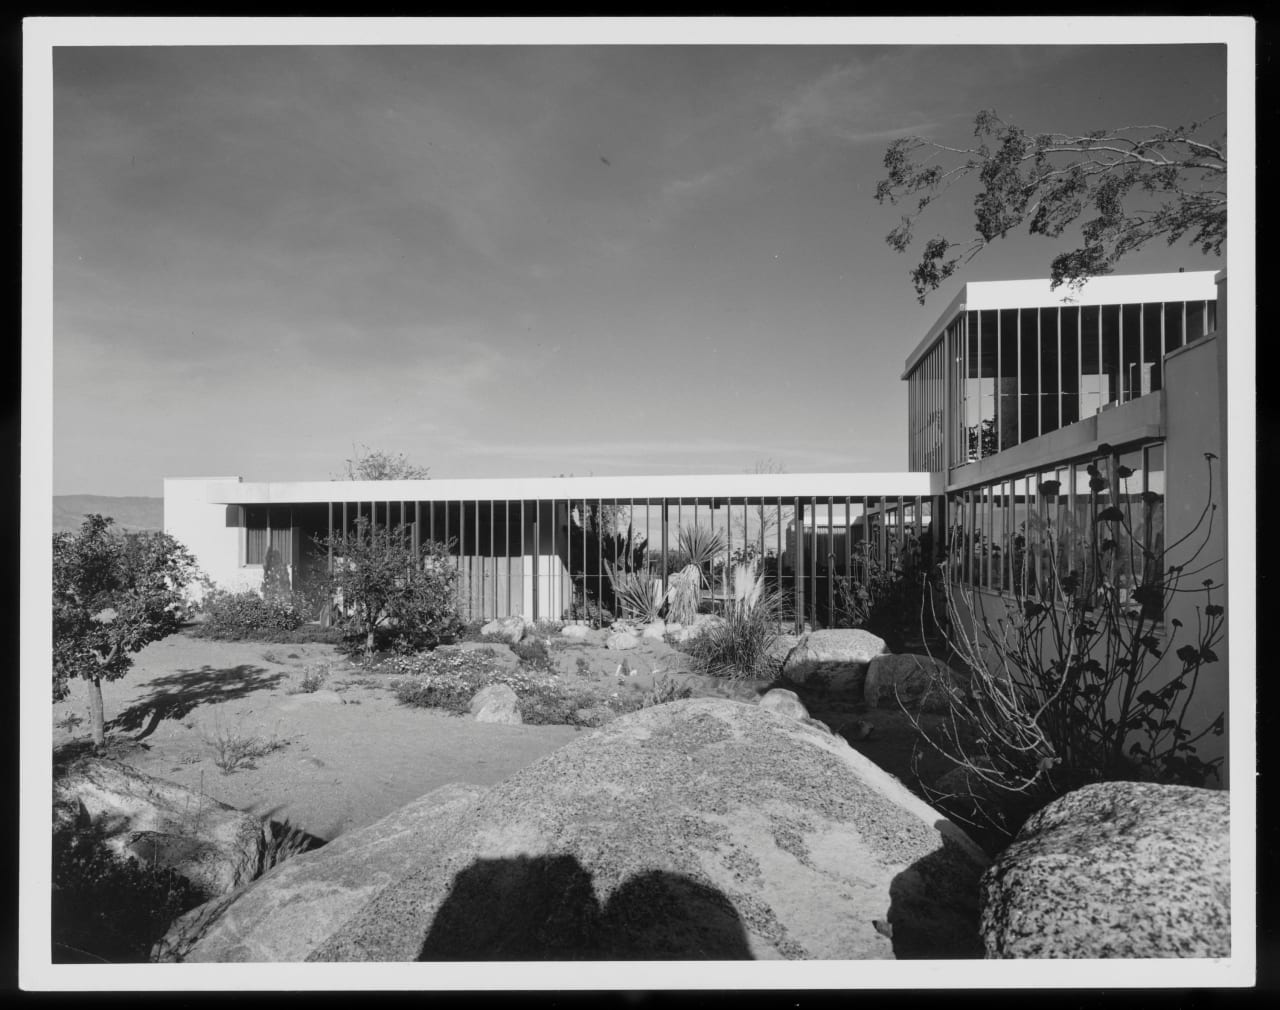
[203, 718, 289, 774]
[575, 656, 591, 677]
[52, 822, 202, 963]
[192, 590, 304, 640]
[56, 711, 85, 735]
[510, 638, 553, 673]
[287, 664, 329, 695]
[645, 673, 693, 707]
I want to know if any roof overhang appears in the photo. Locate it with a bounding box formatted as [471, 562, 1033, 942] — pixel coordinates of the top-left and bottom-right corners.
[199, 471, 945, 505]
[900, 270, 1221, 380]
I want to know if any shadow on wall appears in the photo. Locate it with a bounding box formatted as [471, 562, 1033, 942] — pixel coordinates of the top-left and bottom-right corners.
[106, 665, 286, 740]
[885, 823, 987, 959]
[418, 855, 753, 960]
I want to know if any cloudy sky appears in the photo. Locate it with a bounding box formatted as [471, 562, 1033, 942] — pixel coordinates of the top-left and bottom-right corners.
[47, 32, 1229, 496]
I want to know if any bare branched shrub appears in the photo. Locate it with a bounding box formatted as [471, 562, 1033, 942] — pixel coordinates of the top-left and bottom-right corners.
[910, 452, 1225, 843]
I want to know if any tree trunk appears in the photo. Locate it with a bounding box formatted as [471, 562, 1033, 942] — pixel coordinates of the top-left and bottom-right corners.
[366, 627, 375, 657]
[88, 675, 106, 750]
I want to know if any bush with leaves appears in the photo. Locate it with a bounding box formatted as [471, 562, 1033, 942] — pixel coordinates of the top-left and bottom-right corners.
[52, 822, 203, 963]
[910, 453, 1225, 844]
[53, 515, 199, 749]
[193, 589, 305, 640]
[315, 518, 462, 656]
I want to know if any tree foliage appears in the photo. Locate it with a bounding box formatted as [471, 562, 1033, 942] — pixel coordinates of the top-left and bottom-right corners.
[338, 443, 431, 481]
[53, 515, 198, 747]
[315, 517, 461, 655]
[875, 109, 1226, 302]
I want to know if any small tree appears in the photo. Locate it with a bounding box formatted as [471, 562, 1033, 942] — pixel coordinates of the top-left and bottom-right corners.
[336, 443, 430, 481]
[908, 454, 1224, 844]
[53, 515, 198, 749]
[315, 517, 461, 656]
[875, 110, 1226, 302]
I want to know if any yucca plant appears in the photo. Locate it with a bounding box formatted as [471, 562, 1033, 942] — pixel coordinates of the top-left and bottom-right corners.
[610, 569, 664, 623]
[677, 524, 726, 582]
[664, 564, 704, 626]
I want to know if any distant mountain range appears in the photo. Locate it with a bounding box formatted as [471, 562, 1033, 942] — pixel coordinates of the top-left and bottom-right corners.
[53, 495, 164, 534]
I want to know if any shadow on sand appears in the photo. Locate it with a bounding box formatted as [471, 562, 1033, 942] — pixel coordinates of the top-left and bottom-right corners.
[106, 664, 287, 740]
[418, 854, 754, 960]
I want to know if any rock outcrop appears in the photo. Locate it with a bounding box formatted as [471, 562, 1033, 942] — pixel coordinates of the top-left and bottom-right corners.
[980, 781, 1231, 958]
[55, 758, 269, 901]
[158, 698, 989, 961]
[470, 684, 523, 725]
[153, 784, 486, 962]
[781, 629, 888, 693]
[480, 616, 526, 645]
[864, 653, 962, 713]
[756, 688, 810, 722]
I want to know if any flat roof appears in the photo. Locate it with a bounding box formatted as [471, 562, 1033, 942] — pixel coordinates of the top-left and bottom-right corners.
[184, 471, 943, 505]
[900, 270, 1220, 379]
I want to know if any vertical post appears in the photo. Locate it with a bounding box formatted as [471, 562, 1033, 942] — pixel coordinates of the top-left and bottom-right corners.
[413, 501, 421, 556]
[327, 502, 334, 574]
[661, 502, 669, 590]
[793, 497, 804, 634]
[808, 496, 818, 628]
[533, 501, 540, 622]
[1056, 306, 1062, 432]
[826, 496, 834, 626]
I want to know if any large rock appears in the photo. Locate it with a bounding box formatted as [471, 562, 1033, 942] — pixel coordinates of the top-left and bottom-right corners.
[154, 784, 487, 962]
[864, 653, 963, 713]
[470, 684, 523, 725]
[756, 688, 810, 722]
[640, 621, 668, 641]
[54, 758, 269, 901]
[980, 781, 1230, 958]
[158, 698, 986, 961]
[559, 624, 596, 642]
[605, 632, 640, 651]
[781, 629, 888, 693]
[480, 616, 526, 645]
[676, 614, 726, 644]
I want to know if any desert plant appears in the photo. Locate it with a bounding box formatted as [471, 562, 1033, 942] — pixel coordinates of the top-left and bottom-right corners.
[677, 524, 727, 584]
[53, 515, 199, 749]
[683, 573, 786, 681]
[609, 570, 665, 623]
[645, 672, 693, 707]
[203, 717, 289, 774]
[909, 452, 1225, 843]
[510, 638, 554, 673]
[314, 518, 463, 656]
[663, 564, 704, 626]
[287, 664, 329, 695]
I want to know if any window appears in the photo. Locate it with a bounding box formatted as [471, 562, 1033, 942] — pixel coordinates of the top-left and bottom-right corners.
[245, 506, 293, 566]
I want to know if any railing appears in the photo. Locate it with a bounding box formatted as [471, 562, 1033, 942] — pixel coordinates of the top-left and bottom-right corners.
[304, 491, 937, 632]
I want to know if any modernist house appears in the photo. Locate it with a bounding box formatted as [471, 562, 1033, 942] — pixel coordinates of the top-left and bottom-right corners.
[165, 268, 1229, 763]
